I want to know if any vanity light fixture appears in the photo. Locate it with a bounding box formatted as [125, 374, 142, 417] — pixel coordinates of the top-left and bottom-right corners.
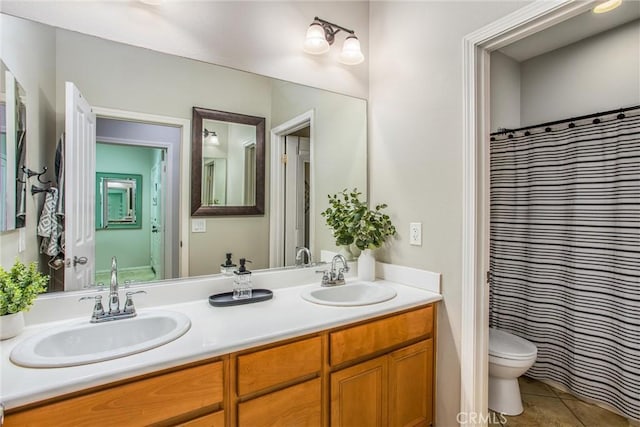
[203, 129, 220, 145]
[303, 17, 364, 65]
[593, 0, 622, 13]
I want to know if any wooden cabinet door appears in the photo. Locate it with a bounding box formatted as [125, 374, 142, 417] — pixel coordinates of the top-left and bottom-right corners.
[238, 378, 321, 427]
[330, 356, 388, 427]
[388, 340, 433, 427]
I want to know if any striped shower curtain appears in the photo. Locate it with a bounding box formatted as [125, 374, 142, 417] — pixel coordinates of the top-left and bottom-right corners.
[489, 107, 640, 421]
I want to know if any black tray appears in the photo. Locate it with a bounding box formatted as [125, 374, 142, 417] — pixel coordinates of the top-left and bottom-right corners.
[208, 289, 273, 307]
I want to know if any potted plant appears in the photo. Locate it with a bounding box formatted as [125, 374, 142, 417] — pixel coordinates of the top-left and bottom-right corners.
[0, 260, 48, 340]
[321, 189, 396, 281]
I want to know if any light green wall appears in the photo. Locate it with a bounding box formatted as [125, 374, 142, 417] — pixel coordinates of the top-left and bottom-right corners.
[95, 143, 158, 272]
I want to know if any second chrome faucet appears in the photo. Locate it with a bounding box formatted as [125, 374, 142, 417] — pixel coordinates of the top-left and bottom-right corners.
[317, 254, 350, 287]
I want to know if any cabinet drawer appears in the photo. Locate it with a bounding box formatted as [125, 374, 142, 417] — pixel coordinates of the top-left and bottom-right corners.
[238, 378, 321, 427]
[178, 410, 225, 427]
[330, 306, 433, 366]
[237, 336, 321, 396]
[6, 361, 223, 426]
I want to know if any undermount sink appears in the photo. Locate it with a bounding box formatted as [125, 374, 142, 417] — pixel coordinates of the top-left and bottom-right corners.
[301, 281, 397, 306]
[10, 310, 191, 368]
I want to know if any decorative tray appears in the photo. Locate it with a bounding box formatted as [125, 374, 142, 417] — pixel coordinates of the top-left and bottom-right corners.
[208, 289, 273, 307]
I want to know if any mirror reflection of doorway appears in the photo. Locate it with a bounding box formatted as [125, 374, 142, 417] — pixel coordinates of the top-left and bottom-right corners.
[92, 116, 180, 285]
[284, 127, 311, 266]
[94, 142, 165, 284]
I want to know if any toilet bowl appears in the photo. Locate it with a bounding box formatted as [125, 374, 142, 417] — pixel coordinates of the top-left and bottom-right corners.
[488, 328, 538, 415]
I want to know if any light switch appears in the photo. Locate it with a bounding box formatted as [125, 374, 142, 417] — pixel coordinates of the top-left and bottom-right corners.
[191, 219, 206, 233]
[409, 222, 422, 246]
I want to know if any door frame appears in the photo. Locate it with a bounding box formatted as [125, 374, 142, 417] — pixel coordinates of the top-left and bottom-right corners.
[269, 110, 314, 267]
[460, 0, 597, 423]
[93, 107, 190, 278]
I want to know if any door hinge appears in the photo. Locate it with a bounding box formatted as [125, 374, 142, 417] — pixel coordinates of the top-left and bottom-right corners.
[281, 154, 288, 164]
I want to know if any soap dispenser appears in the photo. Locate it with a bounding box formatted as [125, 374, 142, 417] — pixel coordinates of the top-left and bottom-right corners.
[233, 258, 252, 300]
[220, 253, 237, 276]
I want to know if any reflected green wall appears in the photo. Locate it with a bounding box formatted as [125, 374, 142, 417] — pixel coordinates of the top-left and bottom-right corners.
[95, 143, 159, 272]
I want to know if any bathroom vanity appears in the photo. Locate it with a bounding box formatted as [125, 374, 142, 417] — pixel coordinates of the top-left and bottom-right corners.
[0, 264, 441, 426]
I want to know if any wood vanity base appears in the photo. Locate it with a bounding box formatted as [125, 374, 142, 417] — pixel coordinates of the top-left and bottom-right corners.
[5, 303, 437, 427]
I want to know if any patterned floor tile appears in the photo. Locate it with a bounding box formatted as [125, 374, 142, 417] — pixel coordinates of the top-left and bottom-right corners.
[519, 376, 557, 397]
[562, 399, 629, 427]
[502, 394, 583, 427]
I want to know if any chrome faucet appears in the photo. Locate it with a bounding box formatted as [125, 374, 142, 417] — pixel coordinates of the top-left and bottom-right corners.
[317, 254, 350, 286]
[109, 257, 120, 314]
[79, 256, 146, 323]
[295, 246, 312, 267]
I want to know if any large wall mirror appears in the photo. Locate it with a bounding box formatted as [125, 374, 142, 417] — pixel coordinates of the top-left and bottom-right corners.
[0, 12, 366, 291]
[191, 108, 265, 216]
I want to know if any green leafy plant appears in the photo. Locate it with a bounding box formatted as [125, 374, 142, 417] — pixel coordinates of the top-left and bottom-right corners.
[321, 189, 396, 251]
[0, 260, 48, 316]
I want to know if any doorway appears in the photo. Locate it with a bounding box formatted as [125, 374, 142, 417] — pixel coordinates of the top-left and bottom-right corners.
[461, 0, 606, 421]
[269, 111, 315, 268]
[283, 129, 311, 266]
[94, 117, 180, 283]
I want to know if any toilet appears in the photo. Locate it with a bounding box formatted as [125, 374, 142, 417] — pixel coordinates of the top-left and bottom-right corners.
[488, 327, 538, 415]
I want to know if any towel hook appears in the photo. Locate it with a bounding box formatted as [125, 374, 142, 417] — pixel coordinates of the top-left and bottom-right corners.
[31, 185, 53, 196]
[22, 166, 52, 184]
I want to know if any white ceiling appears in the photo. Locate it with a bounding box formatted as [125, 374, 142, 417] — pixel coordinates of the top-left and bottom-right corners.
[499, 1, 640, 62]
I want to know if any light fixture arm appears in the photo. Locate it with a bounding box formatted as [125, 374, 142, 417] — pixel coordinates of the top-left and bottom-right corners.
[313, 16, 355, 46]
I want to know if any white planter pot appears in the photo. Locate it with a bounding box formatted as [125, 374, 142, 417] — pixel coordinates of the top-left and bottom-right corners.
[357, 249, 376, 281]
[1, 311, 25, 340]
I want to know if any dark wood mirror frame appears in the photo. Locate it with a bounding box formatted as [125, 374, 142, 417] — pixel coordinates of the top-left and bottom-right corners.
[191, 107, 265, 216]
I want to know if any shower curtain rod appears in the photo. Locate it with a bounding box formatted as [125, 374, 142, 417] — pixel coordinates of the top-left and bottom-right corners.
[490, 104, 640, 136]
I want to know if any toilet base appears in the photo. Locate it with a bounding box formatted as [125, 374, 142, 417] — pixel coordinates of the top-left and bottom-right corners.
[488, 376, 524, 415]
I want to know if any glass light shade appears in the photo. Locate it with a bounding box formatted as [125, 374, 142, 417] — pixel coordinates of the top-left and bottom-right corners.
[303, 23, 330, 55]
[593, 0, 622, 13]
[339, 35, 364, 65]
[204, 130, 219, 145]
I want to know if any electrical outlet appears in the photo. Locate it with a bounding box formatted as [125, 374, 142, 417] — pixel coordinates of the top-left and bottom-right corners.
[409, 222, 422, 246]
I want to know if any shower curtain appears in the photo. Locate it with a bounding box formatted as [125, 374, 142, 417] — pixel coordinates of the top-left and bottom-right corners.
[489, 107, 640, 420]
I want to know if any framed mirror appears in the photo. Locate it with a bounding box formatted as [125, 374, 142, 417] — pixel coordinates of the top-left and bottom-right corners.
[96, 172, 142, 229]
[191, 107, 265, 216]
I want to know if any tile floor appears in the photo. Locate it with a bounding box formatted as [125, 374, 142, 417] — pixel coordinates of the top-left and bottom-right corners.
[489, 376, 631, 427]
[95, 266, 157, 285]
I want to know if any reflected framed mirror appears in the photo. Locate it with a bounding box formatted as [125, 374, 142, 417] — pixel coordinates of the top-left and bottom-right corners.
[191, 107, 265, 216]
[96, 172, 142, 229]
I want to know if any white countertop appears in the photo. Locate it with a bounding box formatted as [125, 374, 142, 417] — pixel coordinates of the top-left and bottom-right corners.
[0, 263, 441, 410]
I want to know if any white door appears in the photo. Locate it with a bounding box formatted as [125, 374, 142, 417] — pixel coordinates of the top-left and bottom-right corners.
[150, 153, 166, 279]
[283, 136, 311, 265]
[64, 82, 96, 290]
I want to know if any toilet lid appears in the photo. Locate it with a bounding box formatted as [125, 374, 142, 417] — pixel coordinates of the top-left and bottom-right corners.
[489, 328, 537, 360]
